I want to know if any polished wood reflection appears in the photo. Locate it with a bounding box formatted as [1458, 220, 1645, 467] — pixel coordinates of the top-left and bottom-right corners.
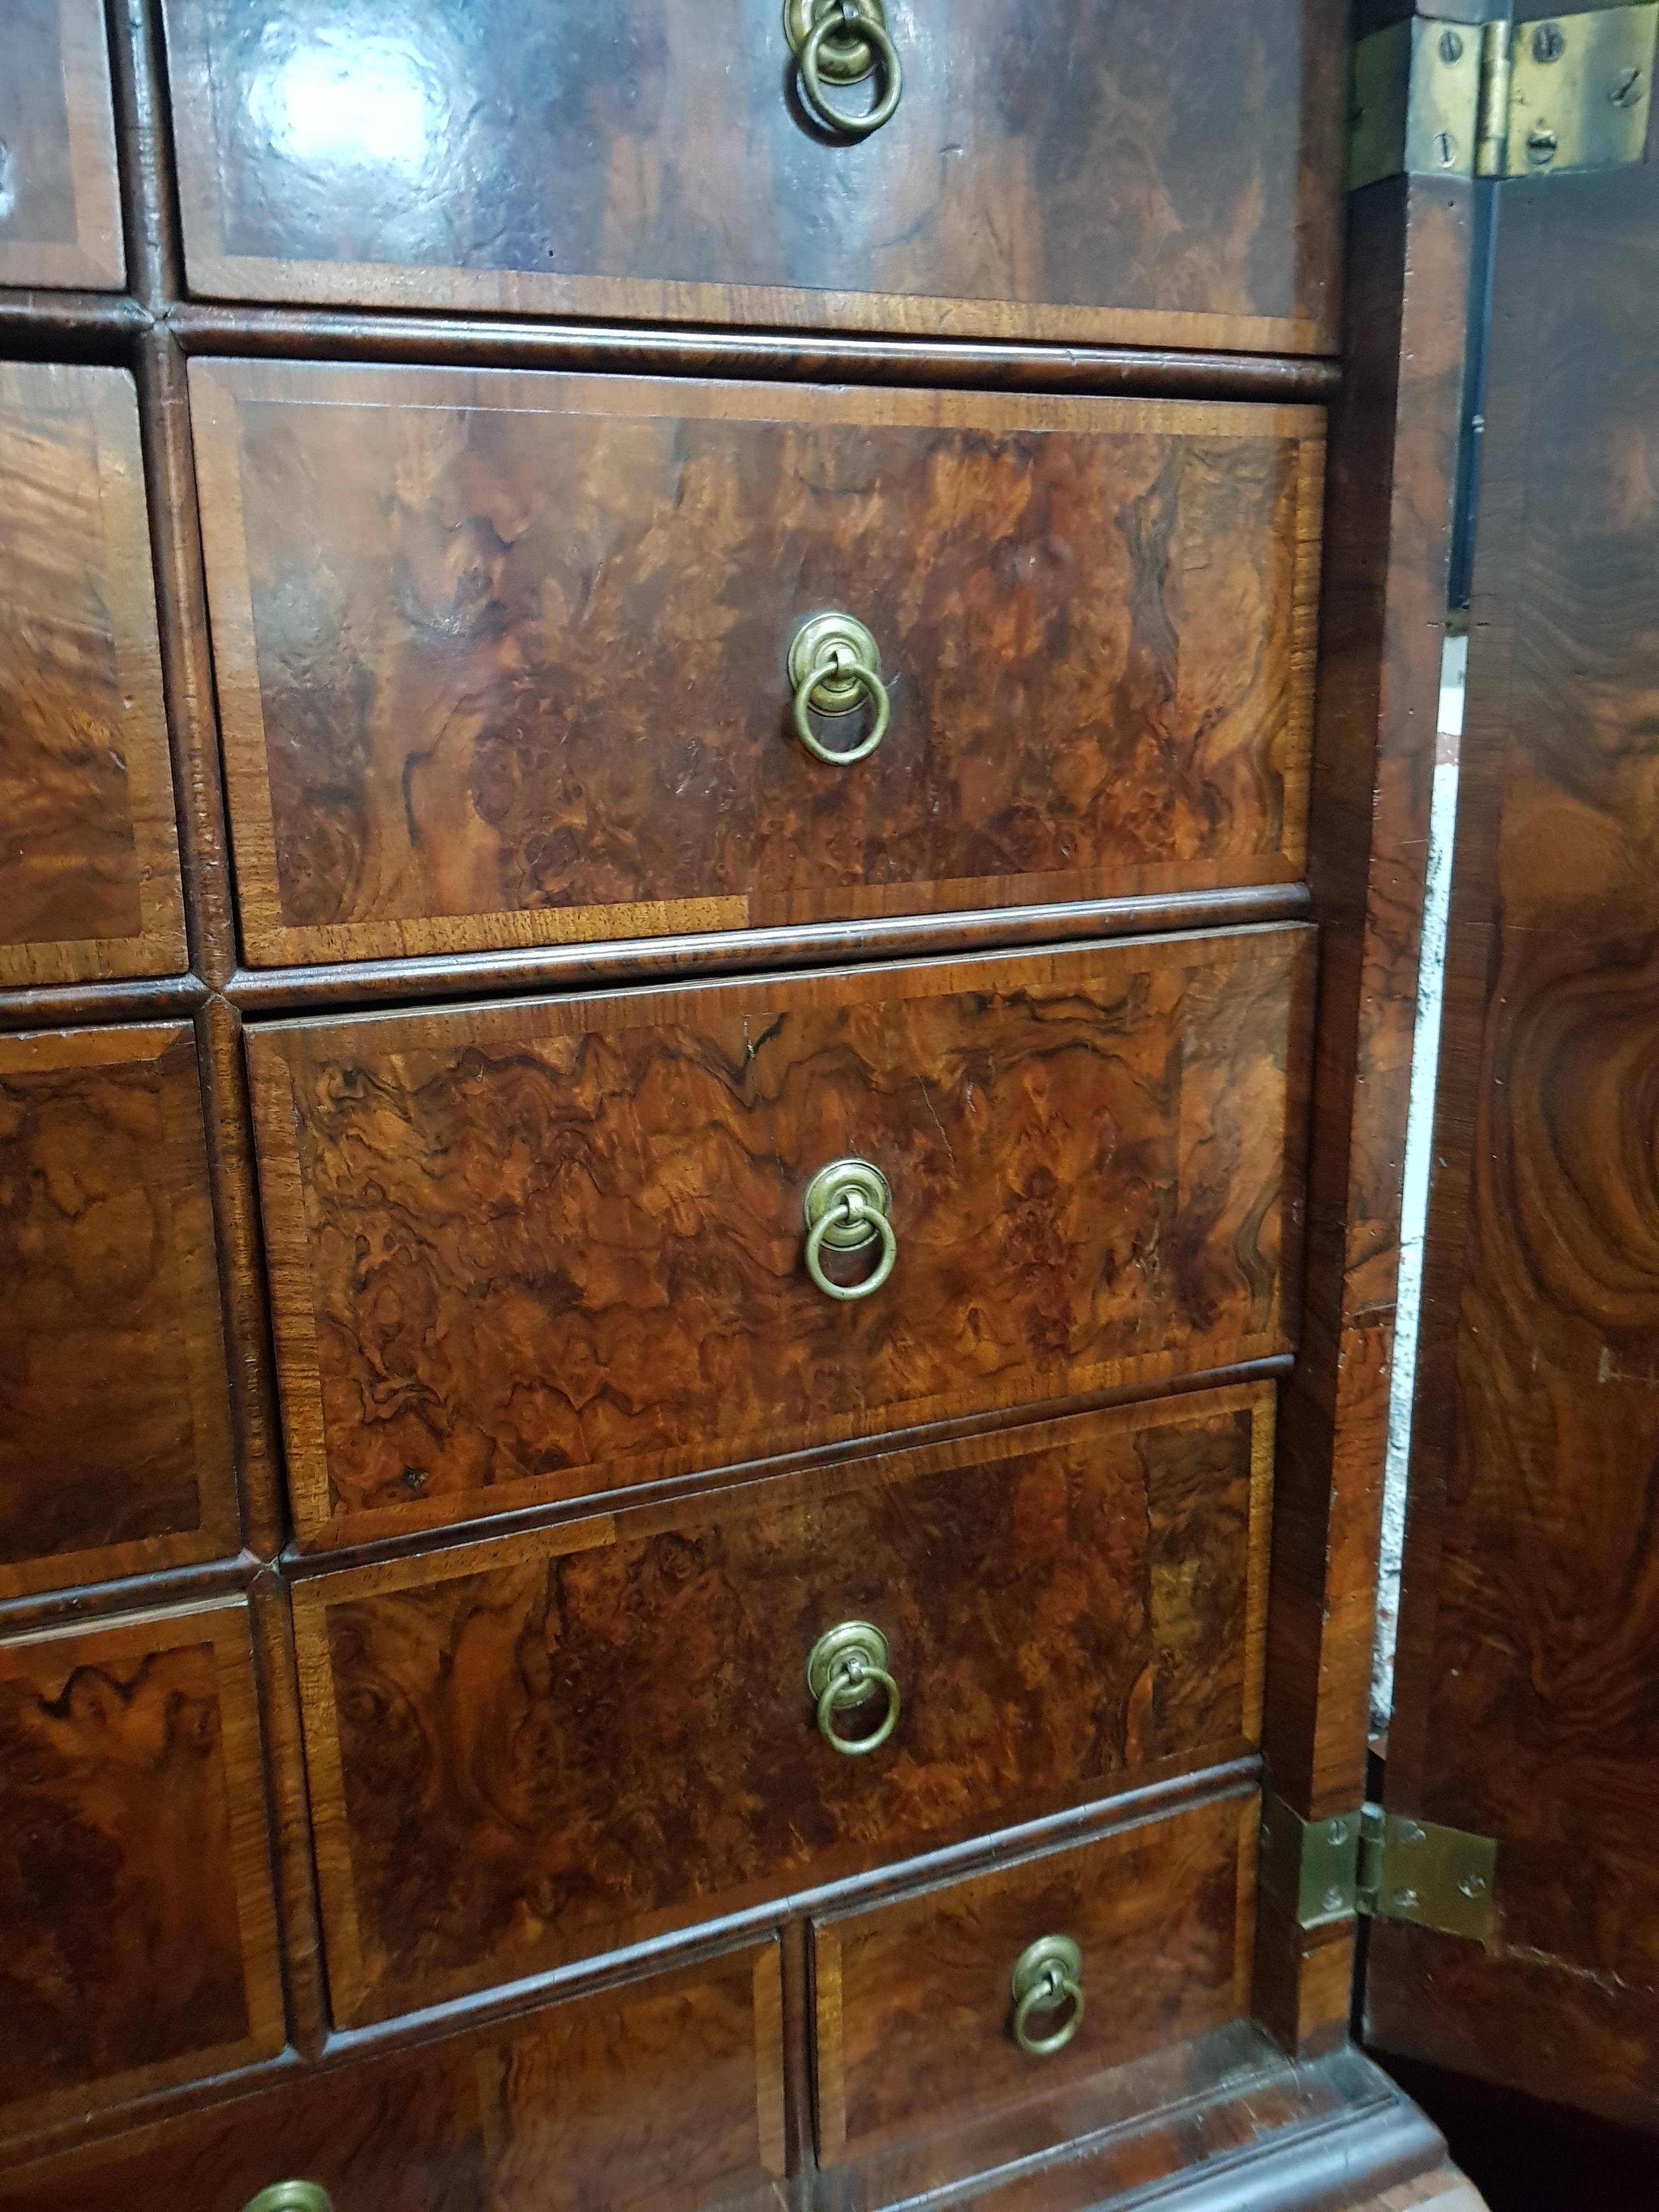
[813, 1785, 1257, 2163]
[0, 0, 124, 291]
[0, 1024, 239, 1600]
[292, 1387, 1272, 2022]
[0, 365, 185, 987]
[247, 931, 1312, 1549]
[0, 1943, 785, 2210]
[0, 1601, 284, 2135]
[163, 0, 1344, 349]
[192, 361, 1324, 967]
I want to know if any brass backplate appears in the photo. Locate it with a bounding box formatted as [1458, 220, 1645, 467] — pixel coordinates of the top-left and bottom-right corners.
[1507, 5, 1658, 177]
[802, 1158, 890, 1251]
[805, 1619, 890, 1701]
[783, 0, 887, 83]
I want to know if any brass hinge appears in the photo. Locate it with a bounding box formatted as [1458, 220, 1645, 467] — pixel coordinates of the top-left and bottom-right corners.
[1259, 1793, 1498, 1942]
[1351, 5, 1658, 188]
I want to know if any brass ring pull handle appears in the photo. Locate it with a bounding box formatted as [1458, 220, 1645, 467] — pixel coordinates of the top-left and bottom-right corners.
[1009, 1936, 1085, 2057]
[806, 1621, 901, 1755]
[802, 1158, 898, 1302]
[788, 613, 891, 765]
[784, 0, 904, 139]
[242, 2188, 334, 2212]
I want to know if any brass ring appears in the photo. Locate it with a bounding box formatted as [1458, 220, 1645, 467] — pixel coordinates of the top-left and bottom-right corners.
[241, 2188, 334, 2212]
[1012, 1964, 1085, 2056]
[793, 651, 891, 766]
[799, 10, 903, 138]
[804, 1188, 898, 1301]
[816, 1652, 901, 1754]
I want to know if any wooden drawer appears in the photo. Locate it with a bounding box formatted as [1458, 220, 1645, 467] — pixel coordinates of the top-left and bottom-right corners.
[194, 362, 1323, 968]
[0, 1024, 239, 1599]
[0, 1941, 786, 2209]
[161, 0, 1343, 349]
[0, 1, 123, 291]
[292, 1386, 1272, 2024]
[0, 1600, 284, 2136]
[247, 930, 1312, 1549]
[812, 1785, 1257, 2170]
[0, 364, 185, 986]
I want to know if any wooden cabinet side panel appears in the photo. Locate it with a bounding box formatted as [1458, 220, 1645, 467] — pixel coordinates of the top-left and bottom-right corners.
[0, 0, 124, 290]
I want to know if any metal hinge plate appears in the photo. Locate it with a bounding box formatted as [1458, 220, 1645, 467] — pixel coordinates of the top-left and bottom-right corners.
[1259, 1793, 1498, 1942]
[1351, 6, 1658, 188]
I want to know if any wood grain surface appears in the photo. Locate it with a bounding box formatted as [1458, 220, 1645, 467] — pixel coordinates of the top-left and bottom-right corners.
[247, 930, 1313, 1549]
[161, 0, 1345, 350]
[0, 1943, 785, 2209]
[291, 1387, 1272, 2023]
[0, 1599, 284, 2135]
[0, 364, 185, 987]
[0, 0, 124, 290]
[191, 361, 1324, 967]
[0, 1024, 239, 1599]
[1371, 163, 1659, 2130]
[1259, 176, 1473, 2052]
[812, 1784, 1258, 2163]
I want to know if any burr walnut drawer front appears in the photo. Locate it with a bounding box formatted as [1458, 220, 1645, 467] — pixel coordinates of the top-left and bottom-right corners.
[192, 359, 1324, 967]
[160, 0, 1342, 351]
[0, 1023, 239, 1600]
[292, 1388, 1271, 2026]
[0, 1600, 284, 2138]
[0, 0, 123, 291]
[0, 1941, 787, 2212]
[811, 1785, 1259, 2171]
[246, 929, 1313, 1551]
[0, 363, 185, 987]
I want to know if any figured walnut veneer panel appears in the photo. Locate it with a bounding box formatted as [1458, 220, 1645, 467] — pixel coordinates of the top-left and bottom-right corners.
[0, 1943, 785, 2212]
[192, 362, 1324, 966]
[292, 1387, 1272, 2022]
[163, 0, 1344, 350]
[0, 0, 123, 291]
[247, 930, 1312, 1547]
[0, 364, 185, 985]
[0, 1024, 239, 1599]
[0, 1601, 284, 2132]
[812, 1786, 1258, 2162]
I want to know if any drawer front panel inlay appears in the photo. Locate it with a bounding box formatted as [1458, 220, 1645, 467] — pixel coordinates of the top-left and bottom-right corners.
[163, 0, 1344, 350]
[294, 1388, 1272, 2023]
[193, 363, 1323, 967]
[248, 930, 1312, 1548]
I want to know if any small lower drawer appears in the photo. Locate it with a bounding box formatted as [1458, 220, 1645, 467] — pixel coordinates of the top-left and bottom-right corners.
[0, 1942, 786, 2212]
[811, 1786, 1257, 2168]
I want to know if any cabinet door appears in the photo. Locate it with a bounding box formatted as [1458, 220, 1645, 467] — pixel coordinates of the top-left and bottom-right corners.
[1367, 157, 1659, 2131]
[0, 0, 123, 291]
[248, 931, 1312, 1550]
[0, 1601, 285, 2136]
[0, 364, 185, 986]
[161, 0, 1345, 349]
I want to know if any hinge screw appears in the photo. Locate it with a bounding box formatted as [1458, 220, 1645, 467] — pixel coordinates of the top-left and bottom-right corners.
[1397, 1820, 1426, 1846]
[1432, 130, 1459, 167]
[1532, 22, 1566, 64]
[1322, 1885, 1347, 1915]
[1525, 126, 1560, 166]
[1438, 28, 1464, 64]
[1458, 1874, 1487, 1899]
[1325, 1819, 1349, 1846]
[1392, 1888, 1420, 1912]
[1611, 66, 1644, 109]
